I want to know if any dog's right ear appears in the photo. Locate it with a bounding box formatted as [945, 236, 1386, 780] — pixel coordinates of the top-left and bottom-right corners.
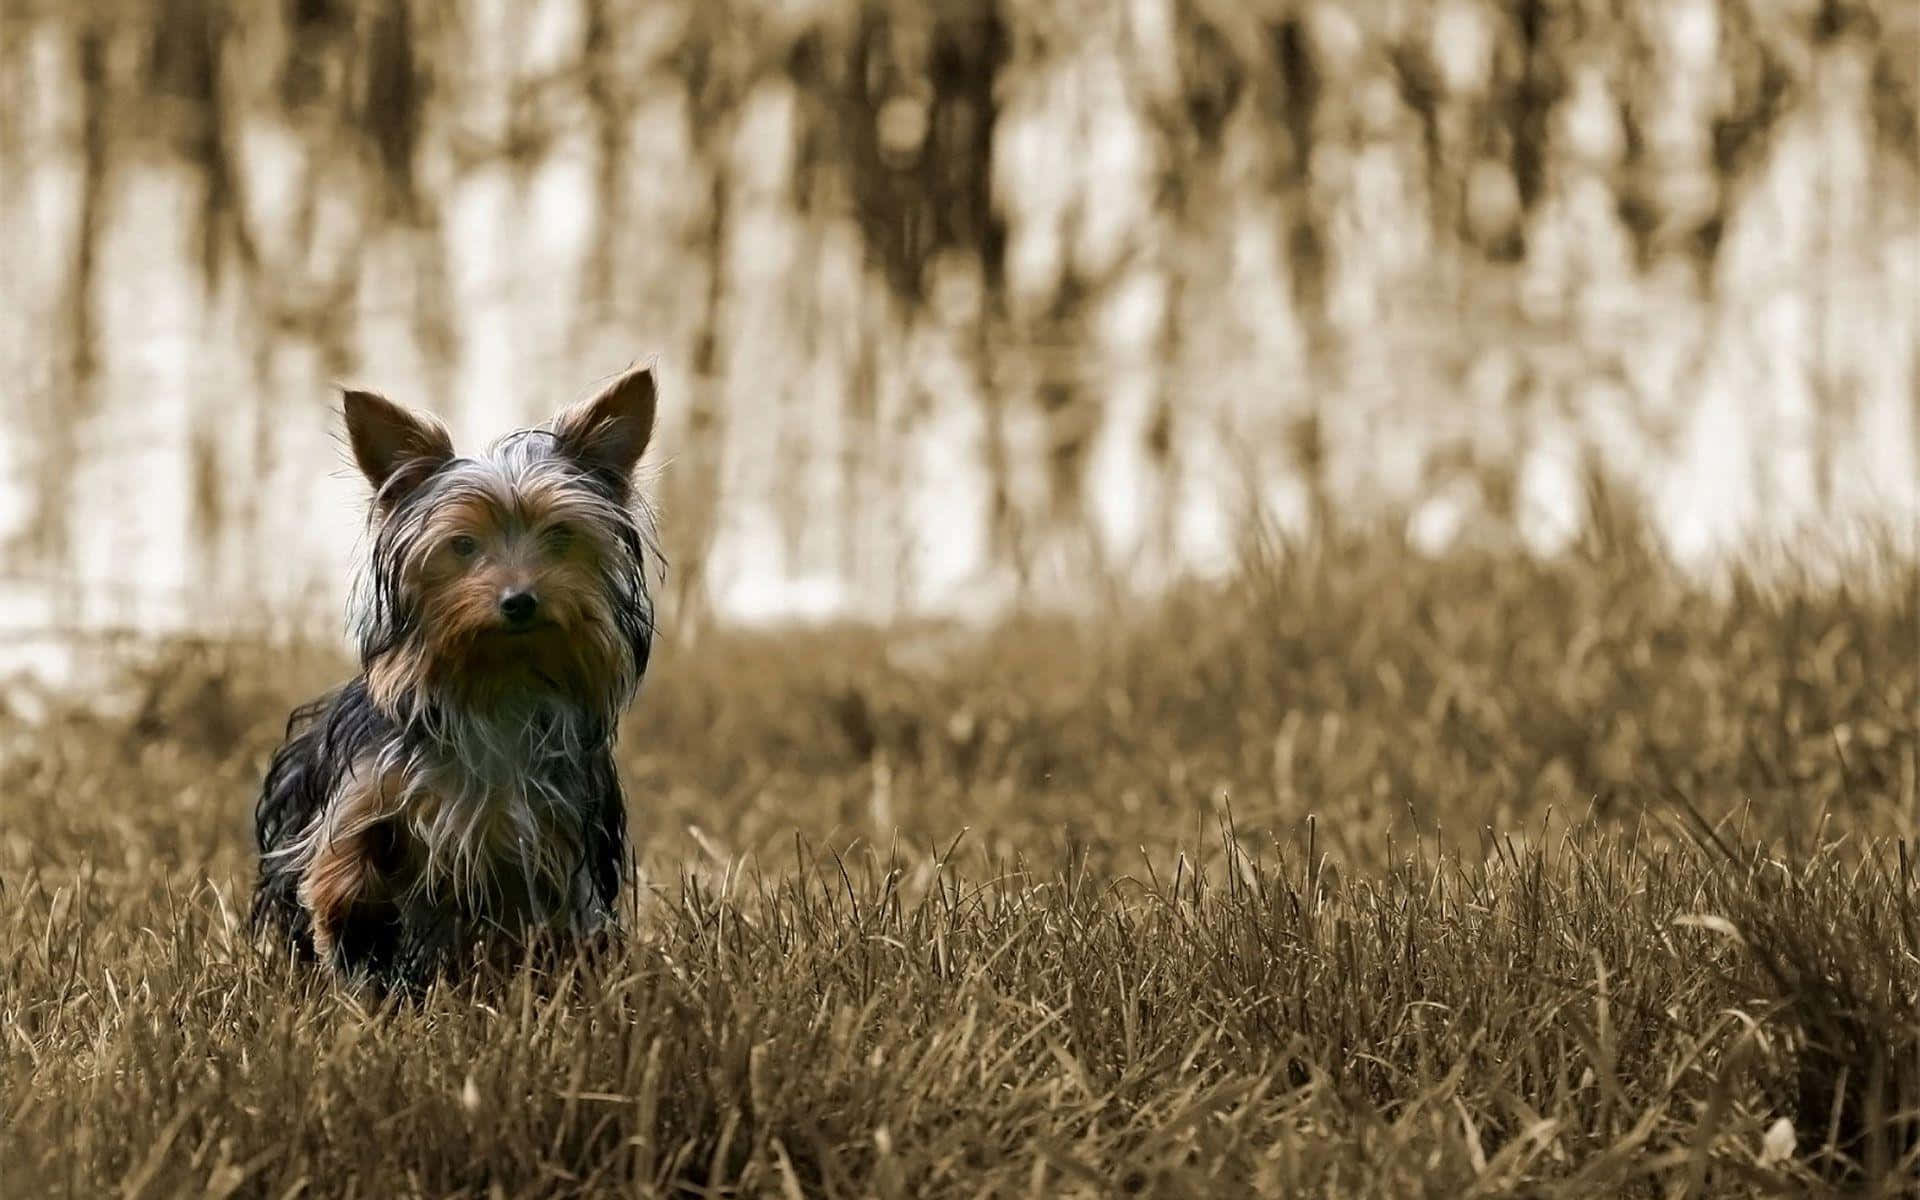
[343, 390, 454, 505]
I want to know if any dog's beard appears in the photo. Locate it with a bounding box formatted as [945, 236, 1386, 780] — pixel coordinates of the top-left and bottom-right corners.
[365, 609, 630, 744]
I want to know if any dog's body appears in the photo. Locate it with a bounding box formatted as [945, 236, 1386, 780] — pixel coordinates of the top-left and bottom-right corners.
[252, 366, 659, 992]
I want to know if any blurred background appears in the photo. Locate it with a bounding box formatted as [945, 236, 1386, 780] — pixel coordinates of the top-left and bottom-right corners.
[1, 0, 1915, 679]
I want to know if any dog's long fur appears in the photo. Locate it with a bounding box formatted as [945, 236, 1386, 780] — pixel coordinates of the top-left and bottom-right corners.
[252, 366, 660, 993]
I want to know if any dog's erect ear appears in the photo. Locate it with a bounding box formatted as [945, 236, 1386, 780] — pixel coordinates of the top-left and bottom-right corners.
[553, 365, 657, 486]
[342, 390, 454, 503]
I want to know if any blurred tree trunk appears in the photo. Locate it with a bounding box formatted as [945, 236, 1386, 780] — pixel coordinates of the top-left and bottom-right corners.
[4, 0, 1918, 630]
[35, 18, 110, 579]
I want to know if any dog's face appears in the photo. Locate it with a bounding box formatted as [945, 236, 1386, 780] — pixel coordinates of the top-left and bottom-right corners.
[342, 367, 659, 726]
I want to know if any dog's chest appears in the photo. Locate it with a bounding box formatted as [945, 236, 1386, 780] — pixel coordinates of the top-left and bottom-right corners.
[396, 755, 587, 899]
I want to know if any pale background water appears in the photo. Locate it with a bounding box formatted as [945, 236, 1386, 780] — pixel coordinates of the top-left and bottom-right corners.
[1, 0, 1915, 694]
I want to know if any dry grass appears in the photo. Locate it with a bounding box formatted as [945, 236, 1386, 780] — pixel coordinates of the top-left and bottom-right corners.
[2, 524, 1917, 1197]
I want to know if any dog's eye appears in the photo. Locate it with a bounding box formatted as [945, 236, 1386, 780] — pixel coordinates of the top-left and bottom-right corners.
[543, 525, 575, 553]
[448, 534, 479, 558]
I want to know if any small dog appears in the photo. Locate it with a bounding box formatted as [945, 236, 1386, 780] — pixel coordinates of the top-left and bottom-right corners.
[252, 365, 660, 992]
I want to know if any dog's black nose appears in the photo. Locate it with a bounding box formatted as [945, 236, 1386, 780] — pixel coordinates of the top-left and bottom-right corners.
[500, 590, 539, 625]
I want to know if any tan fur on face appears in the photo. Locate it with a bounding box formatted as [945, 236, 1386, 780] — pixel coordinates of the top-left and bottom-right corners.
[369, 486, 631, 718]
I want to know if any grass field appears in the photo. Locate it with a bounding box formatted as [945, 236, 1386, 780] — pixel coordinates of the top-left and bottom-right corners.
[2, 522, 1917, 1197]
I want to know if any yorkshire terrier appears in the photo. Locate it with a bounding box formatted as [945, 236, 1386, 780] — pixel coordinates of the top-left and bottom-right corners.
[252, 364, 660, 993]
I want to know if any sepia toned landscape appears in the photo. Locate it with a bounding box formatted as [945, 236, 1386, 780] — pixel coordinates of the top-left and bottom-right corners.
[1, 1, 1917, 1195]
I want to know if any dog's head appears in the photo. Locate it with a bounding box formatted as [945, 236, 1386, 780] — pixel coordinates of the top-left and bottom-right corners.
[341, 365, 660, 731]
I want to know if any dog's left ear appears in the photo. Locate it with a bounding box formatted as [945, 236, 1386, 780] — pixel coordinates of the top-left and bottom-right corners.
[554, 364, 657, 486]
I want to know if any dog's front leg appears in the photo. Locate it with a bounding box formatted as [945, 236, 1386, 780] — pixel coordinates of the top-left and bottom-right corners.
[386, 898, 473, 995]
[299, 825, 401, 981]
[298, 768, 412, 984]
